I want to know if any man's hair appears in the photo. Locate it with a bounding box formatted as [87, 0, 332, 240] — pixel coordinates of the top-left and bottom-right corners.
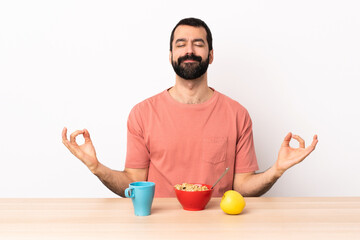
[169, 17, 213, 52]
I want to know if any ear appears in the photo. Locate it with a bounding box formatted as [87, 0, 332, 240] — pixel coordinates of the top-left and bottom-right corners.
[209, 49, 214, 64]
[169, 51, 172, 64]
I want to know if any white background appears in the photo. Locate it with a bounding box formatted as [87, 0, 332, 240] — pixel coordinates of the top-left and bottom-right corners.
[1, 0, 359, 197]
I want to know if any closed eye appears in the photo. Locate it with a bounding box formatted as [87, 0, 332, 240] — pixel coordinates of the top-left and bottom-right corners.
[193, 39, 205, 47]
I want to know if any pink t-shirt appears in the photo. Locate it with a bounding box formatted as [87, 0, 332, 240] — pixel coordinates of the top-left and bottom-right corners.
[125, 88, 258, 197]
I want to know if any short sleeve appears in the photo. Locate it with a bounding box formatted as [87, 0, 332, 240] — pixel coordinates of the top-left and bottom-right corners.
[125, 104, 150, 168]
[235, 109, 259, 173]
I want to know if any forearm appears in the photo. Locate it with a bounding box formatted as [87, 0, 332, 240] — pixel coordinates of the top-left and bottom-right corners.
[234, 166, 283, 197]
[92, 163, 134, 197]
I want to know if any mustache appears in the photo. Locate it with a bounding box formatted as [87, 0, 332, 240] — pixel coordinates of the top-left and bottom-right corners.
[177, 54, 202, 64]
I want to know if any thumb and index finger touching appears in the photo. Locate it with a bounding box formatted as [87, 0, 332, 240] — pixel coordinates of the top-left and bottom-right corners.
[282, 132, 319, 150]
[62, 127, 92, 147]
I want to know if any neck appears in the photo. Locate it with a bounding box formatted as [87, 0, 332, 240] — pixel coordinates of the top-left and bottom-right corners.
[169, 73, 214, 104]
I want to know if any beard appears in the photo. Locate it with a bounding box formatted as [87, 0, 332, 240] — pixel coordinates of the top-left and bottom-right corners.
[171, 53, 210, 80]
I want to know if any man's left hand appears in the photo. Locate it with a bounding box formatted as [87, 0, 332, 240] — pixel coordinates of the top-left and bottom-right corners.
[275, 133, 318, 176]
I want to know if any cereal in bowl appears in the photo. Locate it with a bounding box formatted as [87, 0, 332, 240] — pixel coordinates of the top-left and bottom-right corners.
[174, 183, 209, 191]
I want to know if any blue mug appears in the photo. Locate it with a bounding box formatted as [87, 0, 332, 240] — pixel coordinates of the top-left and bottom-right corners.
[125, 181, 155, 216]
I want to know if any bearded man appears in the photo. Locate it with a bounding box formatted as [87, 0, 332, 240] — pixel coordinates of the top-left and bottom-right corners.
[62, 18, 318, 197]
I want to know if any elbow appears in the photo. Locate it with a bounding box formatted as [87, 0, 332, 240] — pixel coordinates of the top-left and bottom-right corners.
[233, 184, 249, 197]
[233, 185, 264, 197]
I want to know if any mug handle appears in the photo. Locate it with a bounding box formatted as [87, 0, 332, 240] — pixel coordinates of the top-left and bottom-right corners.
[125, 187, 135, 198]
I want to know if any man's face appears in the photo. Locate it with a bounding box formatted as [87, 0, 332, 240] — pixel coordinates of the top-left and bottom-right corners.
[170, 25, 213, 80]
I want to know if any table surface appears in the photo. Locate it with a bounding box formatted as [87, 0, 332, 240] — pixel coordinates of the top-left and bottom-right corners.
[1, 197, 360, 240]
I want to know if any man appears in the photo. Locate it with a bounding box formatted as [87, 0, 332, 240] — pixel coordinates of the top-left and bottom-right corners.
[62, 18, 318, 198]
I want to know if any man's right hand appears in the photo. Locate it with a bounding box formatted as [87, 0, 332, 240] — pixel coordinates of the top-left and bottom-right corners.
[62, 127, 99, 173]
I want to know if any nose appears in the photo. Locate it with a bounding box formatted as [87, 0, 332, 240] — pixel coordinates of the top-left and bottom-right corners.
[185, 44, 194, 55]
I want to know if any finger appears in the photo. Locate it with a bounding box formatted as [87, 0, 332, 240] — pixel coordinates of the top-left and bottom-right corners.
[62, 127, 71, 148]
[62, 127, 68, 142]
[303, 135, 318, 156]
[310, 134, 318, 149]
[292, 134, 305, 148]
[62, 127, 74, 151]
[281, 132, 292, 147]
[70, 130, 85, 144]
[83, 129, 91, 143]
